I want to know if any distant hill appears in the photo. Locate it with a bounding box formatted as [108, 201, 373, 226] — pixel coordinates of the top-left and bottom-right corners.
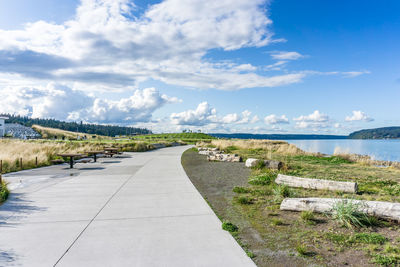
[209, 133, 347, 140]
[349, 127, 400, 139]
[1, 114, 151, 137]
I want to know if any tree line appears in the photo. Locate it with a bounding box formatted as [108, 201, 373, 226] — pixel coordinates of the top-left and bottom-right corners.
[1, 114, 152, 137]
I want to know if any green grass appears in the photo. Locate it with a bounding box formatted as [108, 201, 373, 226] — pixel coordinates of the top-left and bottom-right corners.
[0, 179, 9, 203]
[236, 196, 252, 205]
[248, 171, 276, 185]
[273, 184, 294, 199]
[331, 200, 378, 228]
[372, 254, 400, 266]
[325, 232, 387, 246]
[270, 218, 284, 226]
[222, 222, 239, 232]
[232, 186, 251, 194]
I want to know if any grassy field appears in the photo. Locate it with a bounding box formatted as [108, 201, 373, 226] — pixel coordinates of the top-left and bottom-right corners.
[132, 132, 215, 143]
[186, 140, 400, 266]
[32, 125, 109, 140]
[0, 131, 215, 175]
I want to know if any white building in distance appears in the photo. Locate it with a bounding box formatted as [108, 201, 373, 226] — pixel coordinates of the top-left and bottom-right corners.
[0, 116, 8, 137]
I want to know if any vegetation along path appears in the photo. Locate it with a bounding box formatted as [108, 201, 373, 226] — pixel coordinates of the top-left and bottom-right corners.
[0, 146, 255, 267]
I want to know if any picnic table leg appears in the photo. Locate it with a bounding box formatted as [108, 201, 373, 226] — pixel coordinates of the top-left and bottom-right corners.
[94, 154, 97, 162]
[69, 157, 74, 169]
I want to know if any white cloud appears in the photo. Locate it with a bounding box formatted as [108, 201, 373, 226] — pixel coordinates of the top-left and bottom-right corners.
[293, 110, 329, 122]
[293, 110, 330, 130]
[345, 110, 374, 122]
[170, 102, 218, 126]
[271, 51, 303, 60]
[170, 103, 258, 126]
[0, 84, 177, 124]
[264, 114, 289, 124]
[0, 0, 308, 91]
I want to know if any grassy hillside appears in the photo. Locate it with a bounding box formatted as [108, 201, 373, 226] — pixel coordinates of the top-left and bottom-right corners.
[349, 127, 400, 139]
[32, 125, 109, 140]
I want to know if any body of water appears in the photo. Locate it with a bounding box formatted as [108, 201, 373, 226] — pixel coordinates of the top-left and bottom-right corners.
[287, 139, 400, 162]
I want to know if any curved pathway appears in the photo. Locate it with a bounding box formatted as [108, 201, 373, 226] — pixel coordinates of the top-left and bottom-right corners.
[0, 146, 255, 267]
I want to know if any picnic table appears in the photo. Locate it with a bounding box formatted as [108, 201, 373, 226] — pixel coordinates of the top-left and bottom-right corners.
[104, 147, 120, 157]
[57, 153, 85, 168]
[85, 151, 104, 162]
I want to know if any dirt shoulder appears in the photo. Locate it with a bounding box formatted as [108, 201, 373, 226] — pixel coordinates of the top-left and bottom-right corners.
[181, 148, 311, 267]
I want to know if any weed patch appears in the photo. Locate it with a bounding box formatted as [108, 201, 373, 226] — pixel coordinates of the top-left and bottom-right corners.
[222, 222, 239, 233]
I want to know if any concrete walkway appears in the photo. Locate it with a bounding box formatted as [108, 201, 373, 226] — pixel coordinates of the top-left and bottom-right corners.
[0, 146, 255, 267]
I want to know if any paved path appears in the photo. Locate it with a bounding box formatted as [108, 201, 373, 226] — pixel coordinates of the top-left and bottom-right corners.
[0, 146, 255, 267]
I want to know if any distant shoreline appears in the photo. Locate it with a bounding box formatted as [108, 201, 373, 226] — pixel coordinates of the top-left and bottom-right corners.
[209, 133, 348, 140]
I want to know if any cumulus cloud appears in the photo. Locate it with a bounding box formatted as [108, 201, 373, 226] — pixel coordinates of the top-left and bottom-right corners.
[293, 110, 330, 130]
[345, 110, 374, 122]
[0, 0, 308, 91]
[270, 51, 304, 60]
[0, 84, 177, 124]
[264, 114, 289, 124]
[170, 103, 258, 126]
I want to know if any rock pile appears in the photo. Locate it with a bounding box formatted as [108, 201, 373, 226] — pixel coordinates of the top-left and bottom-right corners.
[197, 147, 242, 162]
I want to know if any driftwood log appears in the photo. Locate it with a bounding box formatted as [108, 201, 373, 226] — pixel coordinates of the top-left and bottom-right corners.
[280, 197, 400, 222]
[275, 174, 358, 193]
[245, 158, 283, 170]
[264, 160, 283, 170]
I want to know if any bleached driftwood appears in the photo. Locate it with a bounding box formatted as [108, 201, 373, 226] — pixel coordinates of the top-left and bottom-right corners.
[245, 158, 283, 169]
[280, 197, 400, 222]
[275, 174, 358, 193]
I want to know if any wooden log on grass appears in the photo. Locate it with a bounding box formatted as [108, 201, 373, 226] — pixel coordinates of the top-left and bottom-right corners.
[280, 197, 400, 222]
[275, 174, 358, 193]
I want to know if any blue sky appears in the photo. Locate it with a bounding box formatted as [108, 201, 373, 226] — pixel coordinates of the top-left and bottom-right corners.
[0, 0, 399, 134]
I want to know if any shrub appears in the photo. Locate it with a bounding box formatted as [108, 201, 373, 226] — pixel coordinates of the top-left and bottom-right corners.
[236, 196, 252, 205]
[0, 179, 9, 203]
[331, 200, 377, 228]
[222, 222, 238, 232]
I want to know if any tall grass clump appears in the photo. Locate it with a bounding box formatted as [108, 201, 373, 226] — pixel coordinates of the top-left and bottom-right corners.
[273, 184, 293, 199]
[0, 178, 9, 203]
[331, 200, 377, 228]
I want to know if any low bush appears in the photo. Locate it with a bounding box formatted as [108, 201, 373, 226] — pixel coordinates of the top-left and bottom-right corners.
[0, 179, 9, 203]
[236, 196, 252, 205]
[222, 222, 239, 232]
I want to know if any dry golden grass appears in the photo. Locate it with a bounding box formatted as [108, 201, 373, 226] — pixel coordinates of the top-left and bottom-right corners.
[0, 139, 103, 173]
[32, 125, 108, 140]
[203, 139, 305, 155]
